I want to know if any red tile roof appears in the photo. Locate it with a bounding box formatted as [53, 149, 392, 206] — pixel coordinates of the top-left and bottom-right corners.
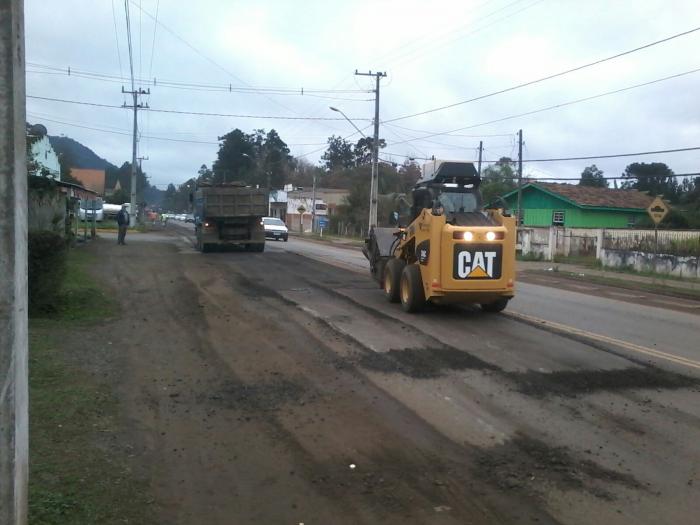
[70, 168, 106, 195]
[533, 182, 654, 209]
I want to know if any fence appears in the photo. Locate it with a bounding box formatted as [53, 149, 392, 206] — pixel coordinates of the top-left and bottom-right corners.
[519, 227, 700, 275]
[603, 229, 700, 257]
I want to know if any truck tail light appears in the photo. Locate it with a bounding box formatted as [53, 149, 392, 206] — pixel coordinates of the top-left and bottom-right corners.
[453, 231, 473, 241]
[486, 231, 504, 241]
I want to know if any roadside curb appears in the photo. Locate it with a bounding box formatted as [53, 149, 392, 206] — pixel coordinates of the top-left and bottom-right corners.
[521, 269, 700, 303]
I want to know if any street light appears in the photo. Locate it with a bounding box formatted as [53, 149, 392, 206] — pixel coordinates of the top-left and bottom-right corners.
[329, 107, 367, 138]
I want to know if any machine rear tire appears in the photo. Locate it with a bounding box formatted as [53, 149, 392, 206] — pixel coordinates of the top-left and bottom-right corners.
[481, 297, 509, 313]
[383, 258, 405, 303]
[400, 264, 425, 313]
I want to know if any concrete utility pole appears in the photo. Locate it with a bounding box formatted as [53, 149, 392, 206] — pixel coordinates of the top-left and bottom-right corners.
[1, 1, 29, 523]
[477, 140, 483, 176]
[122, 87, 149, 226]
[517, 129, 523, 225]
[311, 171, 317, 233]
[355, 70, 386, 230]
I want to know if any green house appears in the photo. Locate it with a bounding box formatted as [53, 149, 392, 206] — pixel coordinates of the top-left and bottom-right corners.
[499, 182, 653, 228]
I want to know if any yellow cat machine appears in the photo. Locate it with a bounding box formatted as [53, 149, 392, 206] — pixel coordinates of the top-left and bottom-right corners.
[363, 160, 516, 312]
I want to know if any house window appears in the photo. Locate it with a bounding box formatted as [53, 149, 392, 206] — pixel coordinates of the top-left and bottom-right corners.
[552, 211, 565, 225]
[627, 215, 637, 228]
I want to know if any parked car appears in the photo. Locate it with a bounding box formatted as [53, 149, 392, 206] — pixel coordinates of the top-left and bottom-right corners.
[78, 198, 104, 222]
[262, 217, 288, 241]
[185, 214, 195, 223]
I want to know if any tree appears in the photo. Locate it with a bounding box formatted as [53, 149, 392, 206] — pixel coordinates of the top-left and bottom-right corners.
[197, 164, 213, 183]
[481, 157, 517, 205]
[321, 135, 355, 170]
[621, 162, 679, 201]
[258, 129, 293, 189]
[398, 159, 421, 192]
[353, 137, 386, 166]
[579, 164, 607, 187]
[105, 188, 130, 205]
[213, 129, 255, 184]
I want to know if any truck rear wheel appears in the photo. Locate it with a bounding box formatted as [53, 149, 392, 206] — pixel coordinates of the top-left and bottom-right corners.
[383, 258, 405, 303]
[481, 297, 509, 313]
[400, 264, 425, 313]
[246, 242, 265, 253]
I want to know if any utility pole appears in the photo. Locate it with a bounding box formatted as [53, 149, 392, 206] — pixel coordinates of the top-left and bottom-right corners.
[477, 140, 483, 176]
[355, 70, 386, 230]
[137, 156, 148, 223]
[122, 87, 149, 226]
[517, 129, 523, 226]
[311, 170, 317, 234]
[1, 1, 29, 524]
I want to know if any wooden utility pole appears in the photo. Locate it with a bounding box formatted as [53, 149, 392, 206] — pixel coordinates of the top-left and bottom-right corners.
[0, 1, 29, 523]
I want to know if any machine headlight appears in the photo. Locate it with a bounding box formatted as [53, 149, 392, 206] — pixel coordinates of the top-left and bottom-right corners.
[463, 231, 473, 241]
[485, 231, 496, 241]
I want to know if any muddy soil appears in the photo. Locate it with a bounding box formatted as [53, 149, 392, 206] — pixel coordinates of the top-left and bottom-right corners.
[86, 237, 556, 524]
[81, 232, 700, 524]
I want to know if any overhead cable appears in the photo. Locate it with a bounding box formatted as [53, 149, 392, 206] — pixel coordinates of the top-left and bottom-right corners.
[383, 26, 700, 123]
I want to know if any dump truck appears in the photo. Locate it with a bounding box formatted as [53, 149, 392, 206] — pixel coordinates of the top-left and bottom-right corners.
[193, 183, 268, 252]
[363, 160, 516, 312]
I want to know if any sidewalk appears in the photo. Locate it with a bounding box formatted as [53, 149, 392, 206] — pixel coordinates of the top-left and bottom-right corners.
[518, 260, 700, 294]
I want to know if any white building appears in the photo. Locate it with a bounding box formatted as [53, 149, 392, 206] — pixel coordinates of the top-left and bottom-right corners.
[286, 195, 328, 233]
[29, 130, 60, 180]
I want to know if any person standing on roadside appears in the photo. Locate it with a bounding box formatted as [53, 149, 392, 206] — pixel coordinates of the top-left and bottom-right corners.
[116, 204, 130, 245]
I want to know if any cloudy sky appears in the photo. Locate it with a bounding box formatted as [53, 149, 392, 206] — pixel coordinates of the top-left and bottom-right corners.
[25, 0, 700, 189]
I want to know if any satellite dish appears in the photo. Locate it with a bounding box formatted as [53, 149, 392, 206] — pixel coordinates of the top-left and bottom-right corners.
[30, 123, 48, 137]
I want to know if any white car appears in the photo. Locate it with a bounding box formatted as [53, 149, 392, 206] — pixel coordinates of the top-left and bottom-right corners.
[79, 199, 104, 222]
[262, 217, 288, 241]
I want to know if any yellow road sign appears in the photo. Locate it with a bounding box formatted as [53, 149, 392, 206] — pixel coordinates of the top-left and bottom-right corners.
[647, 196, 669, 225]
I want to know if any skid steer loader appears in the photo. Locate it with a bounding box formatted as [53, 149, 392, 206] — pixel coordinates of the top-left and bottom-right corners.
[363, 160, 516, 313]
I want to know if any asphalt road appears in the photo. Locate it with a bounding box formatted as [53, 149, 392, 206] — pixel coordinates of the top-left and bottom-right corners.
[267, 236, 700, 373]
[143, 222, 700, 524]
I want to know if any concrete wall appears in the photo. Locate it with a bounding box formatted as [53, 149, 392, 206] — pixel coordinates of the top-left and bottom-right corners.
[28, 188, 67, 234]
[521, 227, 700, 259]
[600, 249, 700, 279]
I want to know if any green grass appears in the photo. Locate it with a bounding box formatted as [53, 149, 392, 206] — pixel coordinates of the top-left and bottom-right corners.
[29, 247, 155, 524]
[532, 269, 700, 301]
[592, 260, 700, 284]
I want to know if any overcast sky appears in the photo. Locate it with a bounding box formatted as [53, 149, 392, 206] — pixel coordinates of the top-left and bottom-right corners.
[25, 0, 700, 189]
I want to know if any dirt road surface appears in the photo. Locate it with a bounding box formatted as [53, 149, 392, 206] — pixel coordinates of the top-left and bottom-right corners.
[86, 227, 700, 524]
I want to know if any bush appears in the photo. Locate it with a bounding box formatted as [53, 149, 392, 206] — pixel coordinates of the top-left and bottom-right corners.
[28, 231, 68, 314]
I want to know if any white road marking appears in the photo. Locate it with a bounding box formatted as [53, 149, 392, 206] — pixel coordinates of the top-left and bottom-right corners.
[507, 311, 700, 371]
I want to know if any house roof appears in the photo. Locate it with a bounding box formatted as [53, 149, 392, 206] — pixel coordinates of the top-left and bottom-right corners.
[70, 168, 106, 195]
[505, 182, 654, 210]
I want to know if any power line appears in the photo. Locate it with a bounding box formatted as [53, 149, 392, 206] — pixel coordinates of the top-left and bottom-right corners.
[27, 112, 329, 147]
[123, 0, 135, 92]
[110, 0, 124, 82]
[380, 146, 700, 163]
[26, 94, 373, 121]
[384, 25, 700, 123]
[521, 146, 700, 163]
[503, 172, 700, 182]
[384, 67, 700, 146]
[147, 0, 160, 79]
[26, 62, 374, 95]
[383, 122, 513, 138]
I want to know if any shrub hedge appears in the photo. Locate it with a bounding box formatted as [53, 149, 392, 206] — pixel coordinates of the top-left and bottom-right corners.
[28, 231, 68, 314]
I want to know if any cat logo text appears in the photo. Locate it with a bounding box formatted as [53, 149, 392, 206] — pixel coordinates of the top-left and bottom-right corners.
[452, 244, 502, 280]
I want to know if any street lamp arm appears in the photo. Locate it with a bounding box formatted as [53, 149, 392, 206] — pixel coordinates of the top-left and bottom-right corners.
[329, 106, 367, 138]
